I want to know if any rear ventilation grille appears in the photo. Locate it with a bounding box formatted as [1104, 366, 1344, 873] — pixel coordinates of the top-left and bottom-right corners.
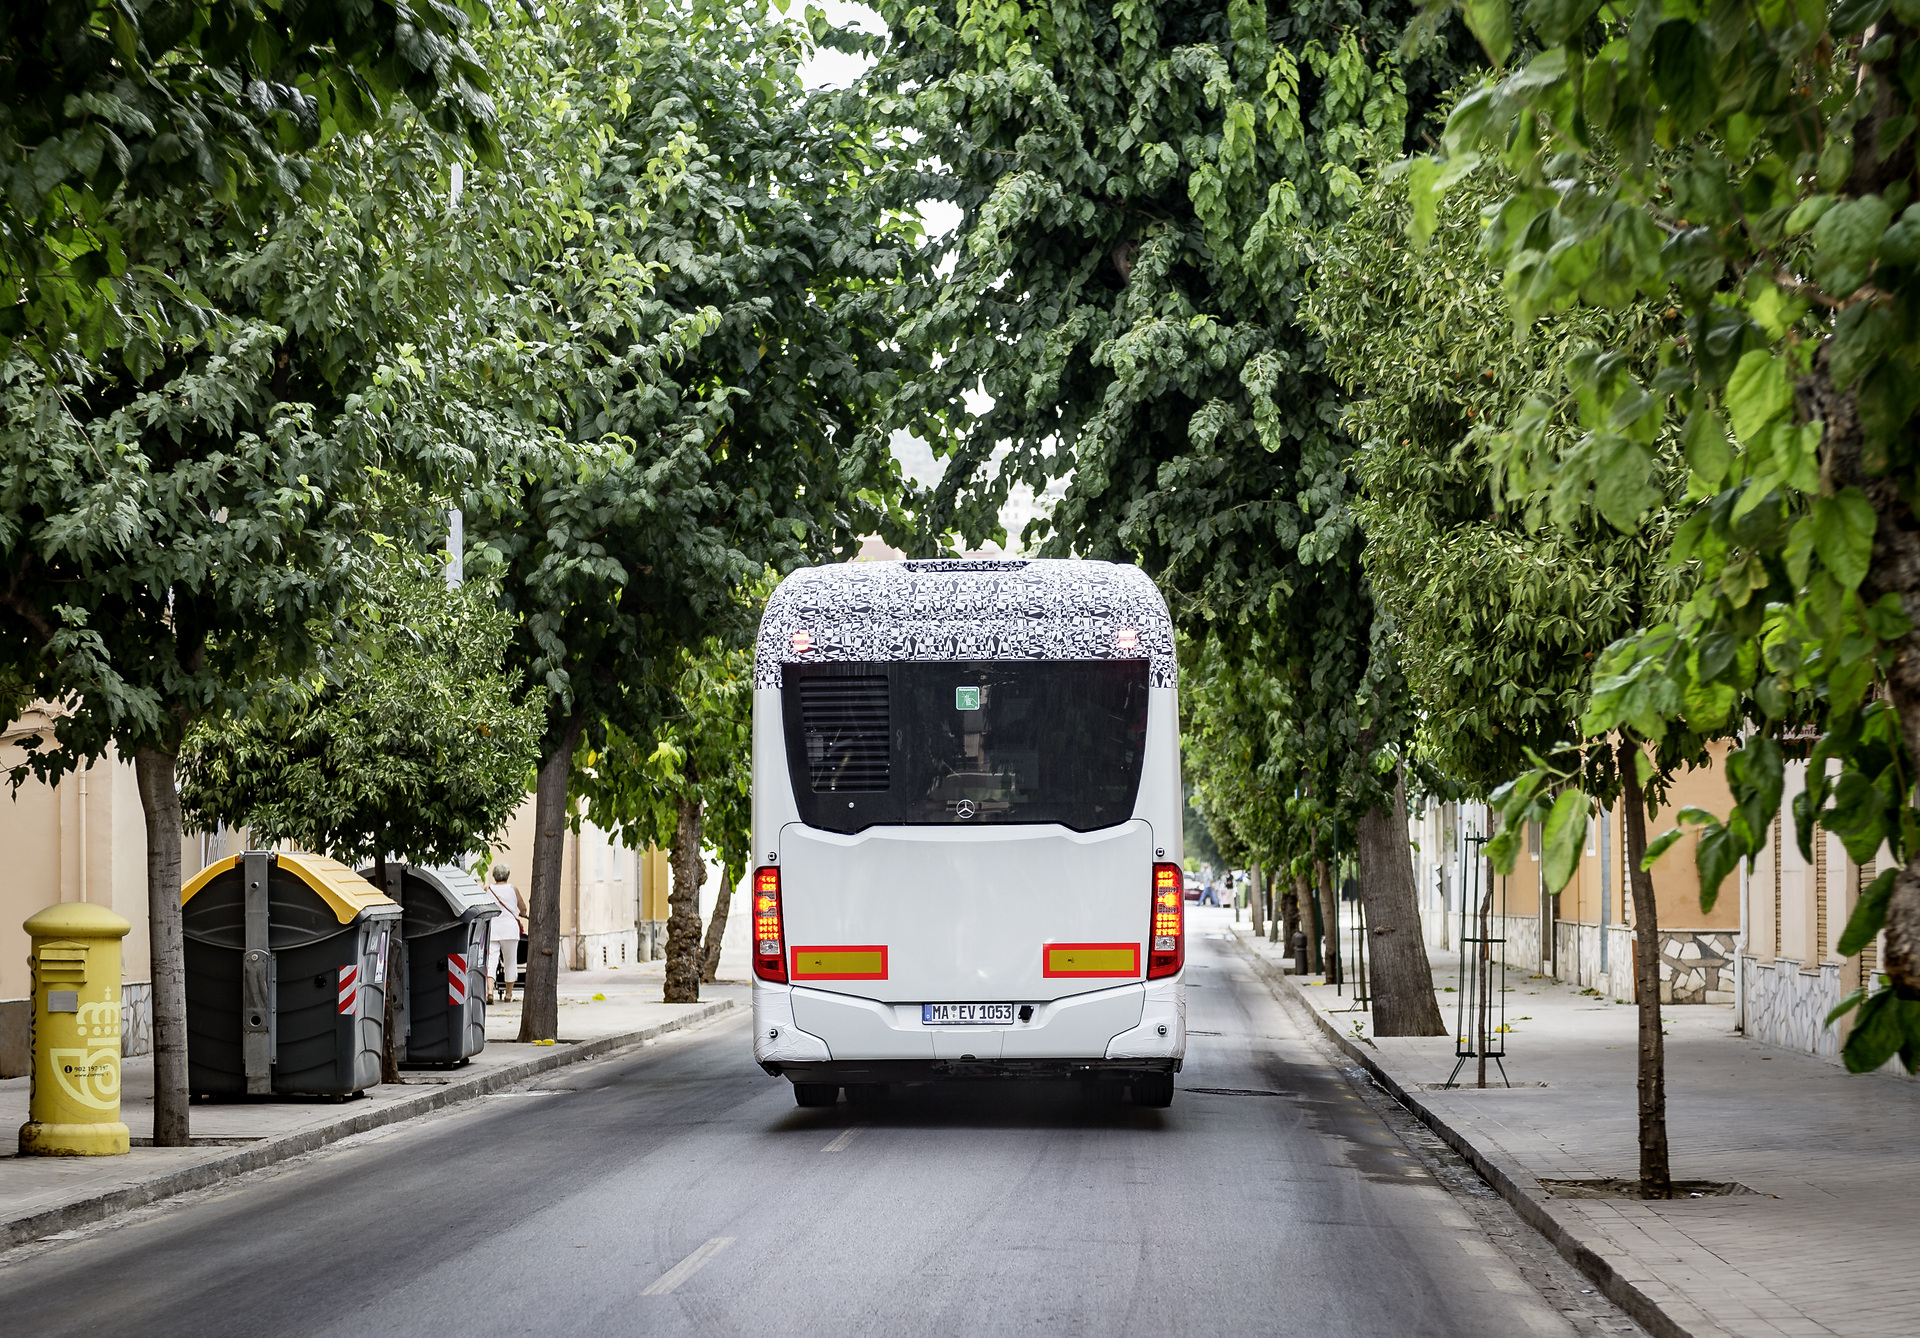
[799, 677, 890, 791]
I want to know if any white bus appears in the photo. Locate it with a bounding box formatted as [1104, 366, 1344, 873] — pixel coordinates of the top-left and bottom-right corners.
[749, 557, 1186, 1107]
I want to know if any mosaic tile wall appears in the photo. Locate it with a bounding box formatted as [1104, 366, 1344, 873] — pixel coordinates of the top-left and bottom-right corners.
[1740, 957, 1842, 1060]
[120, 979, 151, 1058]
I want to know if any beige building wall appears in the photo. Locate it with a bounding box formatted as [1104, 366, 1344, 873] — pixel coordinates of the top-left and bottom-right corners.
[0, 718, 176, 1000]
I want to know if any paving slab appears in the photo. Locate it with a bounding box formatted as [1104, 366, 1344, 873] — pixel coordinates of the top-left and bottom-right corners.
[1218, 909, 1920, 1338]
[1, 956, 749, 1249]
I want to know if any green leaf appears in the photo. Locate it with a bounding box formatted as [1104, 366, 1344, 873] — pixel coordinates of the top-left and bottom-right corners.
[1810, 195, 1893, 298]
[1592, 434, 1659, 531]
[1641, 826, 1687, 866]
[1811, 488, 1878, 590]
[1831, 301, 1895, 390]
[1880, 204, 1920, 265]
[1541, 788, 1589, 893]
[1694, 821, 1741, 911]
[1857, 355, 1920, 462]
[1650, 21, 1716, 131]
[1785, 195, 1837, 235]
[1837, 867, 1898, 957]
[1840, 988, 1906, 1074]
[1525, 0, 1604, 47]
[1487, 826, 1524, 876]
[1723, 350, 1793, 443]
[1463, 0, 1513, 66]
[1832, 0, 1892, 37]
[1681, 409, 1732, 488]
[1827, 985, 1867, 1027]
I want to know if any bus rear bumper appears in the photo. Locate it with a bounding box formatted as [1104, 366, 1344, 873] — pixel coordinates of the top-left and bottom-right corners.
[761, 1057, 1179, 1082]
[752, 977, 1185, 1070]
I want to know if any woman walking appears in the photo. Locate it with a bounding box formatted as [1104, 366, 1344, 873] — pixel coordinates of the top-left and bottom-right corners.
[486, 863, 527, 1004]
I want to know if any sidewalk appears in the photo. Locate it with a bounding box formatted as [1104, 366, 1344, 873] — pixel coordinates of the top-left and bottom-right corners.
[2, 959, 748, 1249]
[1225, 914, 1920, 1338]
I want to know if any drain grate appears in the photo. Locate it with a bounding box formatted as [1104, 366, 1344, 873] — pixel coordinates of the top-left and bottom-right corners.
[1187, 1029, 1223, 1036]
[1181, 1086, 1284, 1097]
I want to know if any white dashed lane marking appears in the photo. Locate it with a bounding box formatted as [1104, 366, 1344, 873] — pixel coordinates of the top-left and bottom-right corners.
[640, 1237, 735, 1295]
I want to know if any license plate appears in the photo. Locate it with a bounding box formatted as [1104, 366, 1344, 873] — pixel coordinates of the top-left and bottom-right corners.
[922, 1002, 1016, 1025]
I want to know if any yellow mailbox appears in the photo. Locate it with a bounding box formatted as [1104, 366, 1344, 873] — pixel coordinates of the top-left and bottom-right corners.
[19, 903, 132, 1156]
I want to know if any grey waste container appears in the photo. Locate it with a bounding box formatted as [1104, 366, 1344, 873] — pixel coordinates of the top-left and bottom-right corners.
[182, 851, 401, 1097]
[361, 863, 497, 1065]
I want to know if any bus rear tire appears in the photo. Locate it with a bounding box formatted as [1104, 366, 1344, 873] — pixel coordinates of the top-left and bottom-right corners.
[793, 1082, 840, 1107]
[1132, 1072, 1174, 1108]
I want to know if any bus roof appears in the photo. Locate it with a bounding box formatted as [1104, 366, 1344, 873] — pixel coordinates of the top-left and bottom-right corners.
[754, 558, 1175, 689]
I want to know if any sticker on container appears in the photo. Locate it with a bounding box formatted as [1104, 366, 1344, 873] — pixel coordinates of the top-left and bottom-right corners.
[337, 965, 359, 1015]
[955, 686, 980, 710]
[448, 952, 468, 1007]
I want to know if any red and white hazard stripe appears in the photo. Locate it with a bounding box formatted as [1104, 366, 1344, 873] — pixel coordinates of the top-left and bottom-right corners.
[337, 964, 358, 1015]
[447, 952, 468, 1007]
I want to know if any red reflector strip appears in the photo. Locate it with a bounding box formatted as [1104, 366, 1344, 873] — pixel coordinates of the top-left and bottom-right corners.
[337, 965, 358, 1015]
[448, 952, 467, 1006]
[790, 945, 888, 980]
[1043, 943, 1141, 978]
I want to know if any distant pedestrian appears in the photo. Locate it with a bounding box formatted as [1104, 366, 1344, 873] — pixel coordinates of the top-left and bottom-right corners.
[1199, 878, 1220, 907]
[486, 863, 527, 1004]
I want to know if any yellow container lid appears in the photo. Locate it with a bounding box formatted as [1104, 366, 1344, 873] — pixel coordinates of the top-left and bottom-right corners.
[22, 902, 133, 939]
[182, 852, 400, 925]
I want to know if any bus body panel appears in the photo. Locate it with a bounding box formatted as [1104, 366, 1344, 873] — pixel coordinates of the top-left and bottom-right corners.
[777, 819, 1156, 1005]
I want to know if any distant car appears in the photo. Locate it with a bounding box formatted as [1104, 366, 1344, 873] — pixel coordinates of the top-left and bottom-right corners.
[1183, 876, 1202, 903]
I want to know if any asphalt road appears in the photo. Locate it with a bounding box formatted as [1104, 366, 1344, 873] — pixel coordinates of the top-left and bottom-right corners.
[0, 928, 1642, 1338]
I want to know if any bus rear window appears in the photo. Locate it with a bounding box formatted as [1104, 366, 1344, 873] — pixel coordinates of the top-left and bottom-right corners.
[782, 660, 1149, 833]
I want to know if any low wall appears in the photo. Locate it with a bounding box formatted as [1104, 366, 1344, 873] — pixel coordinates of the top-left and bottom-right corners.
[1483, 916, 1728, 1004]
[570, 928, 640, 972]
[1741, 956, 1842, 1060]
[121, 980, 151, 1057]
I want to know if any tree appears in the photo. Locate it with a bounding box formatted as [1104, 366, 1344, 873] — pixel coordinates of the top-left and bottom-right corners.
[177, 563, 540, 872]
[1305, 153, 1710, 1163]
[1306, 164, 1687, 785]
[1410, 1, 1920, 1073]
[873, 0, 1485, 1035]
[577, 634, 755, 1001]
[177, 562, 540, 1080]
[1, 0, 500, 366]
[463, 0, 926, 1041]
[0, 6, 600, 1144]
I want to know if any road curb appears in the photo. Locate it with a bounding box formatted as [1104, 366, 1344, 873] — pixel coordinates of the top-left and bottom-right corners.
[1228, 929, 1698, 1338]
[3, 997, 738, 1251]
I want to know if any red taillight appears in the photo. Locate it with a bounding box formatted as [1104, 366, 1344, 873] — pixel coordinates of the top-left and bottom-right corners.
[1148, 862, 1184, 979]
[752, 866, 787, 983]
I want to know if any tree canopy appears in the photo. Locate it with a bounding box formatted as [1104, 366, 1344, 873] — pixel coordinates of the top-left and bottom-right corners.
[177, 563, 541, 869]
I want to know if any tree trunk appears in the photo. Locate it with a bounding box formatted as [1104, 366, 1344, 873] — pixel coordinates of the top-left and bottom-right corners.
[664, 786, 706, 1003]
[699, 866, 732, 983]
[1812, 340, 1920, 998]
[134, 748, 190, 1147]
[1286, 877, 1305, 961]
[518, 715, 581, 1043]
[1356, 775, 1446, 1036]
[376, 853, 403, 1084]
[1619, 738, 1672, 1199]
[1316, 857, 1339, 983]
[1249, 862, 1265, 937]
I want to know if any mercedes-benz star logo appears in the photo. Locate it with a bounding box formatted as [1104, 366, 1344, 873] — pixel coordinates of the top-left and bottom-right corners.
[956, 800, 977, 819]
